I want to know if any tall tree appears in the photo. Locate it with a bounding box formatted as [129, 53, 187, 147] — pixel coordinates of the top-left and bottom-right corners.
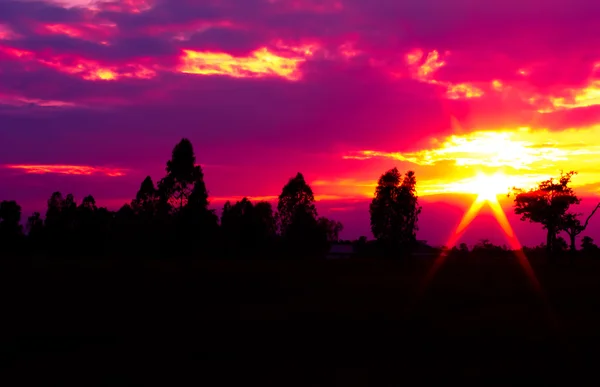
[277, 172, 317, 234]
[369, 168, 421, 253]
[132, 176, 159, 216]
[158, 138, 207, 210]
[277, 173, 326, 254]
[513, 171, 580, 257]
[157, 139, 216, 256]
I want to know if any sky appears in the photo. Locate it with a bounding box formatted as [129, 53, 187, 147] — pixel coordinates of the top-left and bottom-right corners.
[1, 0, 600, 247]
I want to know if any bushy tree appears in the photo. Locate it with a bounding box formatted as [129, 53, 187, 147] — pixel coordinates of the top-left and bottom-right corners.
[513, 171, 580, 257]
[369, 168, 421, 254]
[559, 203, 600, 252]
[581, 236, 599, 254]
[158, 138, 217, 256]
[158, 138, 207, 210]
[277, 173, 328, 255]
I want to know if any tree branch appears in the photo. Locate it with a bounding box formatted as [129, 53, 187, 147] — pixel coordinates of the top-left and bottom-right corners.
[582, 202, 600, 231]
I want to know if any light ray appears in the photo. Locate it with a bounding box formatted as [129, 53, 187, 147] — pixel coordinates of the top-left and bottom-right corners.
[417, 197, 484, 297]
[415, 194, 557, 329]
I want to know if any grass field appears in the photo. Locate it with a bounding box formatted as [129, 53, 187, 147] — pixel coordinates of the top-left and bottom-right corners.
[1, 255, 600, 385]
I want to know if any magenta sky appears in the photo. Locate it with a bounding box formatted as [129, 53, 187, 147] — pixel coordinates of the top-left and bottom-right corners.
[1, 0, 600, 247]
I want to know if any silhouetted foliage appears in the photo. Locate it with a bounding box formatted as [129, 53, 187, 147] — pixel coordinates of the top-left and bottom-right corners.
[370, 168, 421, 256]
[220, 198, 277, 257]
[559, 203, 600, 253]
[44, 192, 78, 255]
[0, 139, 349, 260]
[156, 139, 218, 256]
[472, 239, 507, 254]
[0, 200, 23, 253]
[581, 236, 599, 257]
[158, 138, 207, 210]
[26, 212, 44, 252]
[277, 173, 328, 256]
[513, 171, 580, 258]
[317, 217, 344, 242]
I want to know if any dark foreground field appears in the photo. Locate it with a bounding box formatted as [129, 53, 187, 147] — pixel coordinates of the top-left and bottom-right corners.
[2, 255, 600, 386]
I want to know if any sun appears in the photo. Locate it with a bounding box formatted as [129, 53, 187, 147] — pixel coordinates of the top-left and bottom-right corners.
[462, 172, 512, 203]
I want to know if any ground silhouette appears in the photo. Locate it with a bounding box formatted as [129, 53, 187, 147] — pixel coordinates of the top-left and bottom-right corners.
[1, 252, 600, 385]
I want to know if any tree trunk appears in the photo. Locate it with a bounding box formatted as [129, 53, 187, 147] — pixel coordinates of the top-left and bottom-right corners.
[568, 232, 577, 264]
[546, 227, 557, 261]
[569, 233, 577, 252]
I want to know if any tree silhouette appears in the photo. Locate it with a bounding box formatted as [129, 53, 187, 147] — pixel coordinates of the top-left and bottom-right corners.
[132, 176, 160, 217]
[581, 236, 599, 253]
[221, 198, 276, 256]
[277, 173, 327, 255]
[75, 195, 113, 256]
[27, 212, 44, 238]
[560, 203, 600, 252]
[555, 236, 569, 252]
[369, 168, 421, 255]
[0, 200, 23, 253]
[254, 201, 277, 240]
[317, 217, 344, 242]
[45, 192, 66, 254]
[277, 173, 317, 233]
[513, 171, 580, 258]
[158, 138, 207, 210]
[156, 139, 217, 256]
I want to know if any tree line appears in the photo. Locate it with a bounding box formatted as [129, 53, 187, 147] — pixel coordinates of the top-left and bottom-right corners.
[0, 138, 420, 259]
[0, 138, 598, 260]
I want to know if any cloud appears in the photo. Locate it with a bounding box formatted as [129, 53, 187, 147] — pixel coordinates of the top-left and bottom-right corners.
[4, 164, 128, 176]
[340, 126, 600, 196]
[1, 0, 600, 246]
[178, 44, 315, 81]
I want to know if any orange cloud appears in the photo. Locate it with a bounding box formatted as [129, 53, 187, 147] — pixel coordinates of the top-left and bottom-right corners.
[5, 164, 127, 177]
[178, 45, 316, 81]
[492, 62, 600, 113]
[546, 80, 600, 111]
[405, 48, 484, 100]
[340, 126, 600, 197]
[0, 44, 156, 81]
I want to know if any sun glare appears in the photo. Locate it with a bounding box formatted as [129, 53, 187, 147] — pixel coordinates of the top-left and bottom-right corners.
[448, 172, 512, 202]
[472, 172, 510, 202]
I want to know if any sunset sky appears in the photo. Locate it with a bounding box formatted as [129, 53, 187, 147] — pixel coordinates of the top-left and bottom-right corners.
[1, 0, 600, 247]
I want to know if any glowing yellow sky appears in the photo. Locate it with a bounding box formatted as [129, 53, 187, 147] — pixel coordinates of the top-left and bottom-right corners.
[311, 125, 600, 199]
